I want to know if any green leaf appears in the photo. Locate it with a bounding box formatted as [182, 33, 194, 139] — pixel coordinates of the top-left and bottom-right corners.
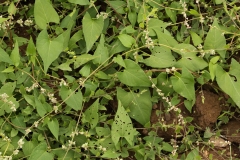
[102, 150, 121, 159]
[117, 88, 151, 126]
[0, 18, 8, 24]
[1, 66, 14, 73]
[93, 34, 109, 65]
[174, 44, 208, 71]
[209, 56, 220, 81]
[162, 142, 174, 152]
[144, 46, 176, 68]
[0, 82, 16, 96]
[128, 10, 137, 27]
[36, 30, 64, 73]
[215, 0, 223, 4]
[189, 9, 200, 16]
[60, 8, 78, 29]
[82, 12, 104, 52]
[59, 86, 83, 111]
[107, 1, 127, 14]
[216, 60, 240, 107]
[111, 101, 137, 146]
[148, 19, 168, 36]
[0, 47, 12, 64]
[47, 118, 59, 140]
[190, 32, 203, 46]
[10, 41, 20, 67]
[8, 2, 16, 15]
[56, 60, 72, 71]
[69, 30, 83, 50]
[35, 98, 47, 117]
[117, 59, 151, 87]
[68, 0, 89, 5]
[73, 54, 96, 69]
[113, 55, 126, 68]
[118, 34, 135, 48]
[204, 19, 226, 58]
[11, 115, 26, 133]
[26, 37, 36, 65]
[109, 39, 128, 55]
[29, 142, 54, 160]
[154, 29, 178, 47]
[186, 148, 200, 160]
[34, 0, 59, 29]
[83, 99, 99, 128]
[23, 141, 38, 156]
[165, 8, 176, 23]
[171, 68, 195, 110]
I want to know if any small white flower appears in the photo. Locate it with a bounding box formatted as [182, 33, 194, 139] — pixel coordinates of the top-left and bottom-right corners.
[50, 97, 57, 104]
[0, 93, 9, 99]
[68, 140, 75, 147]
[16, 19, 23, 27]
[25, 128, 31, 135]
[166, 68, 171, 73]
[13, 150, 19, 155]
[59, 79, 67, 86]
[40, 88, 46, 94]
[79, 131, 84, 135]
[34, 121, 39, 127]
[102, 147, 107, 152]
[62, 145, 67, 150]
[81, 142, 88, 150]
[53, 106, 58, 113]
[18, 138, 24, 148]
[10, 106, 16, 112]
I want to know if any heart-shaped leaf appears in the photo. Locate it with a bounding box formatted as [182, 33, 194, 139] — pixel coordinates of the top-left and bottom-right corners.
[59, 86, 83, 111]
[36, 30, 64, 73]
[34, 0, 59, 29]
[82, 12, 104, 52]
[111, 101, 137, 146]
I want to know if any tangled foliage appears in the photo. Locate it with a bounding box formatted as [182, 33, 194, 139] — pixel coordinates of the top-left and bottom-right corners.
[0, 0, 239, 159]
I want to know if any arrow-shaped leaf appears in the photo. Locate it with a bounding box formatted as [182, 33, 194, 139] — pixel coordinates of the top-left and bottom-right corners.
[36, 30, 64, 73]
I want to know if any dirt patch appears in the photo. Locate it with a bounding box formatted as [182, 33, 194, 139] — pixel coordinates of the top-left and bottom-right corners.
[150, 90, 240, 159]
[220, 120, 240, 144]
[193, 90, 222, 129]
[151, 90, 222, 140]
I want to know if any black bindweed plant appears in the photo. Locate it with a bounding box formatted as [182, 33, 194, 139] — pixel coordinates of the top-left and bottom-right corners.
[0, 0, 239, 159]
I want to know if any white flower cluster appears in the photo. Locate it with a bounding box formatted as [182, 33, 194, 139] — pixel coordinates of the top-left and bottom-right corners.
[25, 128, 31, 135]
[18, 138, 24, 148]
[48, 93, 57, 104]
[143, 30, 154, 49]
[165, 67, 177, 74]
[81, 142, 88, 150]
[96, 12, 108, 19]
[59, 79, 68, 86]
[0, 93, 16, 112]
[149, 76, 186, 126]
[170, 139, 178, 156]
[0, 15, 13, 31]
[0, 132, 11, 142]
[180, 0, 191, 29]
[25, 82, 38, 92]
[16, 18, 33, 27]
